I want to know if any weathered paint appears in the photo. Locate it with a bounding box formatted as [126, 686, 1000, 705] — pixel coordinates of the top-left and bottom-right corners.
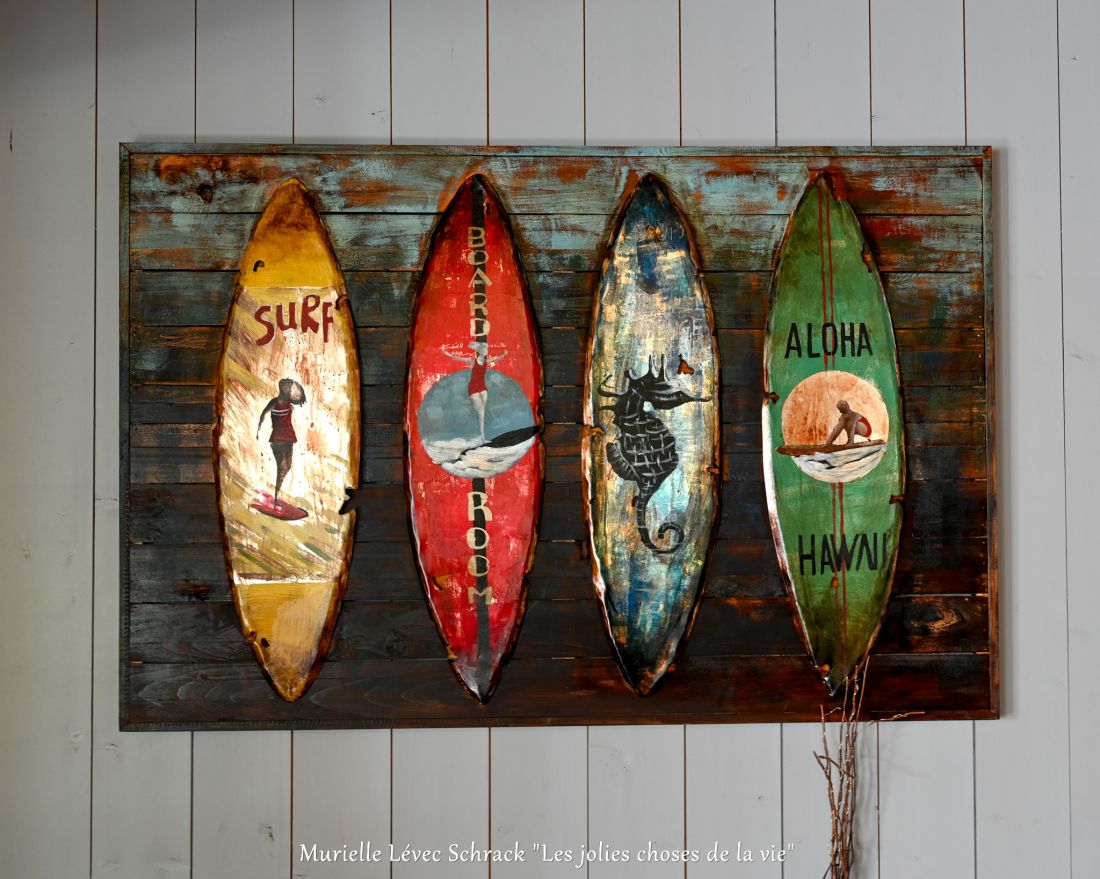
[214, 178, 360, 702]
[405, 174, 543, 703]
[763, 174, 905, 695]
[583, 175, 720, 695]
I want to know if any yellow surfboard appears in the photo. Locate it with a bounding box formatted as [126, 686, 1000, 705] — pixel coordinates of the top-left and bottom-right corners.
[214, 179, 360, 701]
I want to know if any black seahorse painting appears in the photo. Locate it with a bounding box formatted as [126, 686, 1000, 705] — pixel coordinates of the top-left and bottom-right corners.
[582, 173, 720, 696]
[597, 355, 710, 554]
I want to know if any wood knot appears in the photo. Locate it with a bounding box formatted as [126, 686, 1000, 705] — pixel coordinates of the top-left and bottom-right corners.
[196, 183, 214, 203]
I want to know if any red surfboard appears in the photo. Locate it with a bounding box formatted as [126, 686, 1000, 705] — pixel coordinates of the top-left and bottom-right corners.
[405, 175, 543, 702]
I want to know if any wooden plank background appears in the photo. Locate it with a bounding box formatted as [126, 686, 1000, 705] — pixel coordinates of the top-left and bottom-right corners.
[120, 143, 995, 728]
[5, 1, 1085, 877]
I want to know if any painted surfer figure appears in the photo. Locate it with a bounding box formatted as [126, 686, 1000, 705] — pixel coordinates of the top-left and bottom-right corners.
[825, 400, 872, 447]
[443, 342, 508, 442]
[257, 377, 307, 502]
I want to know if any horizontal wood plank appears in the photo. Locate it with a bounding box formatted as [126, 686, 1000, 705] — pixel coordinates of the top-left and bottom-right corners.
[129, 211, 982, 273]
[123, 652, 994, 728]
[127, 594, 988, 664]
[130, 269, 984, 330]
[127, 325, 985, 388]
[127, 151, 985, 216]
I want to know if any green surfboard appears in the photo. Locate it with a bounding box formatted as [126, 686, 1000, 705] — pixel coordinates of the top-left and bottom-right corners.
[763, 174, 905, 695]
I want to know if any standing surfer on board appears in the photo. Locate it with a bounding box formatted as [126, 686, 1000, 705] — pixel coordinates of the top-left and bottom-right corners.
[256, 377, 307, 502]
[825, 399, 872, 447]
[443, 342, 508, 442]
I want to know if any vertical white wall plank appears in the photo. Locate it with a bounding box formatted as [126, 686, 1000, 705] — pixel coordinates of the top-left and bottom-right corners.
[589, 726, 685, 879]
[877, 722, 974, 877]
[390, 6, 491, 878]
[196, 0, 294, 141]
[0, 2, 95, 877]
[192, 733, 292, 877]
[489, 0, 584, 145]
[775, 2, 877, 876]
[1061, 2, 1100, 875]
[680, 6, 784, 877]
[775, 0, 870, 145]
[871, 3, 975, 877]
[584, 0, 680, 145]
[294, 0, 391, 143]
[92, 3, 195, 877]
[585, 4, 685, 876]
[491, 727, 588, 879]
[192, 3, 295, 876]
[967, 1, 1071, 876]
[290, 5, 393, 876]
[870, 0, 965, 145]
[487, 3, 588, 876]
[680, 0, 775, 146]
[392, 0, 487, 144]
[685, 725, 782, 878]
[392, 729, 489, 879]
[293, 731, 391, 878]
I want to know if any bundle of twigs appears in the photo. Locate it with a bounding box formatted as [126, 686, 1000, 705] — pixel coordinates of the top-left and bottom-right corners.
[814, 664, 867, 879]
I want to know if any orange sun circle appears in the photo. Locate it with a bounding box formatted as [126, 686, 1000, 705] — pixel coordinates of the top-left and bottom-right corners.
[781, 371, 889, 446]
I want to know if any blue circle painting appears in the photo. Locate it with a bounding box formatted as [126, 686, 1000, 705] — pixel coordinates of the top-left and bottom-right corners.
[417, 370, 537, 480]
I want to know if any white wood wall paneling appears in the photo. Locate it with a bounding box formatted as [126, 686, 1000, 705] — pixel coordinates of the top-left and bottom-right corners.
[870, 0, 966, 146]
[390, 4, 490, 878]
[775, 0, 870, 146]
[680, 0, 776, 147]
[294, 0, 392, 144]
[775, 2, 878, 877]
[488, 3, 589, 877]
[195, 0, 294, 143]
[391, 728, 490, 879]
[584, 0, 680, 146]
[585, 2, 684, 877]
[681, 4, 783, 878]
[392, 0, 487, 145]
[191, 3, 295, 877]
[489, 0, 584, 145]
[1061, 2, 1100, 874]
[871, 3, 977, 877]
[0, 2, 95, 878]
[5, 5, 1080, 876]
[292, 731, 391, 879]
[290, 4, 392, 877]
[587, 725, 685, 879]
[490, 727, 589, 879]
[92, 3, 195, 877]
[967, 1, 1071, 876]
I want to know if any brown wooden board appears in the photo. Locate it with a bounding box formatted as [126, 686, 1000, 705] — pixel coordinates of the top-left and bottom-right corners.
[120, 144, 997, 729]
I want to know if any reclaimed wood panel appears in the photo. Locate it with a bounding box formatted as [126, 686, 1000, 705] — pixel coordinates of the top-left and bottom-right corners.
[121, 144, 993, 729]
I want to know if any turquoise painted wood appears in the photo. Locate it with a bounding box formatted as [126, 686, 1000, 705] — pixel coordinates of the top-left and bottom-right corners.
[583, 175, 720, 695]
